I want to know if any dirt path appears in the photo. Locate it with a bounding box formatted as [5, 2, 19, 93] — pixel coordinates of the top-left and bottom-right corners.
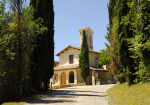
[25, 84, 115, 105]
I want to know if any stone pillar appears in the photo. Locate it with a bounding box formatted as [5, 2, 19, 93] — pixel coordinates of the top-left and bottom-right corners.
[66, 71, 69, 85]
[58, 72, 61, 86]
[74, 70, 77, 84]
[92, 70, 96, 85]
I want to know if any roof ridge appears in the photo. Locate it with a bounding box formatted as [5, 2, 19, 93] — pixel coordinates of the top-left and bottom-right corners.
[56, 45, 101, 56]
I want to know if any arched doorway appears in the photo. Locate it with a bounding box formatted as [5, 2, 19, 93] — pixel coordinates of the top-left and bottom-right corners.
[69, 71, 74, 83]
[61, 72, 66, 85]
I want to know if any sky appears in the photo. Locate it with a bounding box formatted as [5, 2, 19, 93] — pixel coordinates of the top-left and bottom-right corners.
[5, 0, 110, 62]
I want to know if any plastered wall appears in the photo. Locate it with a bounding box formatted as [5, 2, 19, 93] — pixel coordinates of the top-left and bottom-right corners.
[89, 52, 101, 67]
[59, 48, 80, 66]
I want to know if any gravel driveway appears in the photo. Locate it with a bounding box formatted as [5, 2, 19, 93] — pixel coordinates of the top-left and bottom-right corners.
[25, 84, 115, 105]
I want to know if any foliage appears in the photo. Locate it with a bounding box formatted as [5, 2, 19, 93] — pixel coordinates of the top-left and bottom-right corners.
[0, 4, 47, 103]
[79, 30, 90, 83]
[125, 0, 150, 83]
[29, 0, 54, 91]
[107, 0, 150, 85]
[99, 48, 111, 65]
[115, 0, 137, 86]
[105, 0, 125, 83]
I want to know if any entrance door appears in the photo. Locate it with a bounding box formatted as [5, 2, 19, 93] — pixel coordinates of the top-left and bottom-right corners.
[61, 72, 66, 85]
[69, 71, 74, 83]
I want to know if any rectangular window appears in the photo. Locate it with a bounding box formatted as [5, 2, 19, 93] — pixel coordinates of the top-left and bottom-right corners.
[69, 55, 73, 64]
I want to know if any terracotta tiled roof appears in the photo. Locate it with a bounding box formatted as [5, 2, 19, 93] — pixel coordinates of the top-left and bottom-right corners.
[54, 64, 108, 72]
[54, 61, 59, 64]
[78, 27, 94, 34]
[56, 45, 101, 56]
[90, 67, 108, 72]
[54, 64, 79, 70]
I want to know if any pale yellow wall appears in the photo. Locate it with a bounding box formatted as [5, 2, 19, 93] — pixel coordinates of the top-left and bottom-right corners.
[77, 68, 85, 83]
[59, 48, 102, 67]
[59, 48, 80, 66]
[53, 65, 115, 86]
[96, 65, 115, 81]
[86, 70, 92, 85]
[98, 72, 108, 81]
[89, 52, 101, 67]
[77, 68, 92, 85]
[53, 69, 78, 85]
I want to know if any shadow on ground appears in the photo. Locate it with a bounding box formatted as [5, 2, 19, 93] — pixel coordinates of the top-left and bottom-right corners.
[27, 89, 107, 104]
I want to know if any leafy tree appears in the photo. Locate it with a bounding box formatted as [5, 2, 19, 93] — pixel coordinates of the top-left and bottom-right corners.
[30, 0, 54, 91]
[123, 0, 150, 83]
[107, 0, 150, 85]
[115, 0, 133, 86]
[99, 48, 111, 65]
[105, 0, 125, 83]
[0, 4, 47, 103]
[79, 30, 90, 84]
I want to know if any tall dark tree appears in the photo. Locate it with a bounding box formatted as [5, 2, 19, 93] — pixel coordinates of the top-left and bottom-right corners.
[0, 1, 47, 102]
[79, 30, 90, 84]
[115, 0, 137, 86]
[105, 0, 136, 85]
[30, 0, 54, 91]
[126, 0, 150, 83]
[105, 0, 125, 83]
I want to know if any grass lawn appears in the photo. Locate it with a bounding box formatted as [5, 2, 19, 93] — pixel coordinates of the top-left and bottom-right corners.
[2, 90, 56, 105]
[107, 82, 150, 105]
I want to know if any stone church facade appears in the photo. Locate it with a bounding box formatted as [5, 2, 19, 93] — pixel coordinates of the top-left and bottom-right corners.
[51, 27, 115, 87]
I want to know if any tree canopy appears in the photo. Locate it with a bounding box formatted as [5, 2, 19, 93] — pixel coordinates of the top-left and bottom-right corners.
[0, 0, 54, 103]
[104, 0, 150, 86]
[30, 0, 54, 91]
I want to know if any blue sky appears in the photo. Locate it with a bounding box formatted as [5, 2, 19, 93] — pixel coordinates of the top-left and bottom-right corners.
[6, 0, 110, 62]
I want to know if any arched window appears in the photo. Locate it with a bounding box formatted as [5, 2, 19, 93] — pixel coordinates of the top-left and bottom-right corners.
[69, 71, 74, 83]
[89, 35, 91, 45]
[86, 34, 88, 43]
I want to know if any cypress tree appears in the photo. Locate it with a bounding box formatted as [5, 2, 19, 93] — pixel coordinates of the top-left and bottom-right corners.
[30, 0, 54, 91]
[116, 0, 136, 85]
[79, 30, 90, 84]
[107, 0, 150, 85]
[106, 0, 125, 83]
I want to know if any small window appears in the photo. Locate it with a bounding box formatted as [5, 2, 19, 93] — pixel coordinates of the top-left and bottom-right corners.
[69, 55, 73, 64]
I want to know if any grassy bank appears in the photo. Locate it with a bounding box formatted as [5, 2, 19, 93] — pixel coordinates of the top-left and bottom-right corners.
[107, 82, 150, 105]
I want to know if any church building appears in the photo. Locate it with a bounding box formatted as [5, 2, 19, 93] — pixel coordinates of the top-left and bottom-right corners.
[52, 27, 115, 87]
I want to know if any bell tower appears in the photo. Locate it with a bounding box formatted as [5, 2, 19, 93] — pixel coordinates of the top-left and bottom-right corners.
[78, 27, 94, 50]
